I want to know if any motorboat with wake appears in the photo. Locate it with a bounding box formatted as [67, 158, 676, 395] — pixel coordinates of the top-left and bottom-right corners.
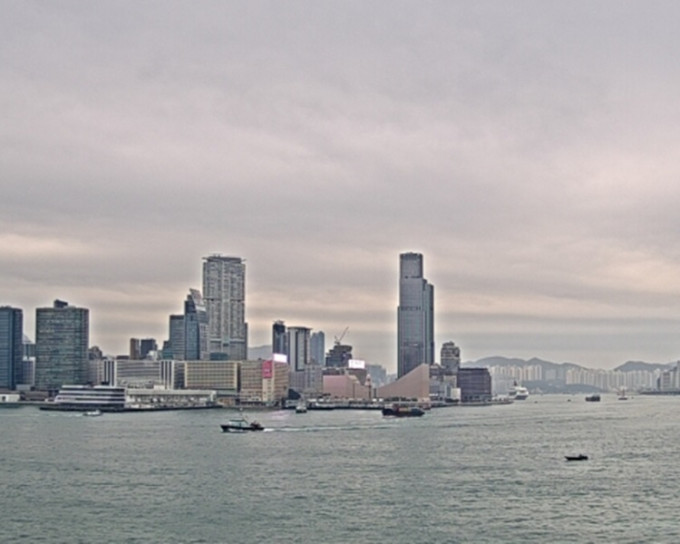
[220, 412, 264, 433]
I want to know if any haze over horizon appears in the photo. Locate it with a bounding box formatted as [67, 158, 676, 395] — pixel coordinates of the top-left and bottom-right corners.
[4, 2, 680, 372]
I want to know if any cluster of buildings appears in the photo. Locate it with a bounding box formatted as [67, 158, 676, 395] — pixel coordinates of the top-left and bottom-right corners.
[1, 252, 494, 407]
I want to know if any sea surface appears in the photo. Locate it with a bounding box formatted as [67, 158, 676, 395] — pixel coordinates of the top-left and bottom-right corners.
[2, 394, 680, 543]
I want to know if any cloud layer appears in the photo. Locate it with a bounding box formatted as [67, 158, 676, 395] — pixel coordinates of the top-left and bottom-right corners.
[3, 2, 680, 369]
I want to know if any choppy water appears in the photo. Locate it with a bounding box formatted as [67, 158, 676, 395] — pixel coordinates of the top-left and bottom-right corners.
[2, 394, 680, 543]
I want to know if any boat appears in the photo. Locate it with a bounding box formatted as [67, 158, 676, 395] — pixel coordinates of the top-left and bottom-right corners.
[381, 403, 425, 417]
[618, 388, 629, 401]
[585, 394, 601, 402]
[83, 409, 102, 417]
[220, 413, 264, 433]
[295, 400, 308, 414]
[508, 381, 529, 401]
[565, 454, 589, 461]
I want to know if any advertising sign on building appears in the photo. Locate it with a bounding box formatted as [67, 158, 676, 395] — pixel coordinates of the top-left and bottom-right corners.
[348, 359, 366, 369]
[262, 359, 273, 379]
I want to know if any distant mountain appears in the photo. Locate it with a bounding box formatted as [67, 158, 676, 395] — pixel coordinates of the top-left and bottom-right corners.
[464, 356, 585, 371]
[613, 360, 674, 373]
[248, 345, 273, 360]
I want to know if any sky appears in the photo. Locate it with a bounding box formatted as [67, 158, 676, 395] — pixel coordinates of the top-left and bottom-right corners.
[3, 1, 680, 372]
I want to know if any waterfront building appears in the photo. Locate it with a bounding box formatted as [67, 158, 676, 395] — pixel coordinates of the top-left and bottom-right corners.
[99, 359, 183, 390]
[202, 254, 248, 361]
[35, 300, 89, 393]
[272, 320, 287, 356]
[457, 368, 492, 403]
[184, 289, 209, 360]
[376, 363, 430, 401]
[240, 359, 289, 406]
[0, 306, 23, 390]
[310, 331, 325, 366]
[397, 252, 434, 378]
[184, 360, 239, 396]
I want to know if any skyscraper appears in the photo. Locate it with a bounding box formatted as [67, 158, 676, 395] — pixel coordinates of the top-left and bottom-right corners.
[397, 252, 434, 378]
[286, 326, 311, 372]
[202, 255, 247, 360]
[440, 341, 461, 373]
[184, 289, 208, 360]
[310, 331, 325, 366]
[35, 300, 89, 392]
[168, 314, 185, 360]
[272, 320, 287, 356]
[0, 306, 23, 390]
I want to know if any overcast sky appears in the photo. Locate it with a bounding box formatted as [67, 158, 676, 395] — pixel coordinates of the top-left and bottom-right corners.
[3, 1, 680, 371]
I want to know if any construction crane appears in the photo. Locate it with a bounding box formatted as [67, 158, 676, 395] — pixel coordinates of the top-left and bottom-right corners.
[334, 326, 349, 346]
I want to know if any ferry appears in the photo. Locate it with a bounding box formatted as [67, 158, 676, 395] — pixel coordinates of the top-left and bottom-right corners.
[381, 403, 425, 417]
[508, 382, 529, 401]
[40, 385, 126, 412]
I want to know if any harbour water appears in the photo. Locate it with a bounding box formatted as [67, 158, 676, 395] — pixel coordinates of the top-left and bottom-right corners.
[3, 394, 680, 543]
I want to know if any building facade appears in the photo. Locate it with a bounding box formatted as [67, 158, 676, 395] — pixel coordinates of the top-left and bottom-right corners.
[272, 320, 287, 356]
[0, 306, 23, 390]
[440, 341, 461, 374]
[202, 255, 247, 360]
[397, 252, 434, 378]
[310, 331, 325, 366]
[184, 289, 209, 360]
[35, 300, 89, 392]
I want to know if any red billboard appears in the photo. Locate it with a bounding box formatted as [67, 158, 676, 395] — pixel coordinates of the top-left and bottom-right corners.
[262, 359, 273, 379]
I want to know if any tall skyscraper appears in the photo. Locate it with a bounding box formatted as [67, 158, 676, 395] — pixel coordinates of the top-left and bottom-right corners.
[184, 289, 208, 360]
[397, 252, 434, 378]
[286, 326, 311, 372]
[202, 255, 247, 360]
[0, 306, 23, 390]
[272, 320, 287, 356]
[310, 331, 325, 366]
[35, 300, 89, 392]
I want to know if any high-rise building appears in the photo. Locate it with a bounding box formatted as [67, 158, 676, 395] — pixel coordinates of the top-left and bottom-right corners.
[440, 341, 461, 374]
[272, 320, 287, 356]
[286, 326, 311, 372]
[168, 315, 185, 360]
[0, 306, 23, 390]
[139, 338, 158, 359]
[184, 289, 209, 360]
[310, 331, 325, 366]
[202, 255, 247, 360]
[397, 252, 434, 378]
[35, 300, 89, 392]
[129, 338, 141, 360]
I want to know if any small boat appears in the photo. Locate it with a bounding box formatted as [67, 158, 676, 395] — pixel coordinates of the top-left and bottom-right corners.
[382, 404, 425, 417]
[565, 454, 588, 461]
[585, 394, 601, 402]
[295, 400, 308, 414]
[220, 414, 264, 433]
[618, 388, 629, 400]
[83, 409, 102, 417]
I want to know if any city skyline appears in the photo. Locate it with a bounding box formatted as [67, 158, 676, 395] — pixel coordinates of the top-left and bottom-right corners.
[5, 3, 680, 370]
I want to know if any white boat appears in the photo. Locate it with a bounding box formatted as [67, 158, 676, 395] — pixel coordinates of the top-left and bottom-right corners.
[508, 382, 529, 401]
[83, 409, 102, 417]
[295, 400, 308, 414]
